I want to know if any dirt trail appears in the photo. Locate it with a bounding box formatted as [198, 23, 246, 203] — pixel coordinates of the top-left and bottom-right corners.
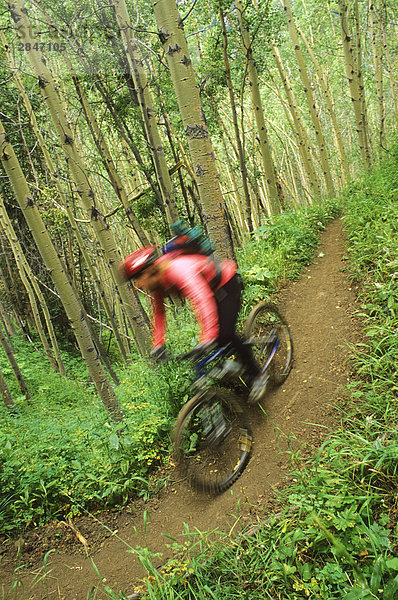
[0, 219, 361, 599]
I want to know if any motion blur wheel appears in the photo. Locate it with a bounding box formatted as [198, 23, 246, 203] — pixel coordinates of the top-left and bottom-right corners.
[173, 388, 252, 494]
[244, 302, 293, 386]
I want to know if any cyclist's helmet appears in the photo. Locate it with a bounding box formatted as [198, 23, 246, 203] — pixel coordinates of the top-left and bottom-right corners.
[119, 246, 157, 280]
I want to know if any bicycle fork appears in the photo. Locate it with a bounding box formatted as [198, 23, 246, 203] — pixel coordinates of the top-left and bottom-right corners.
[261, 329, 280, 374]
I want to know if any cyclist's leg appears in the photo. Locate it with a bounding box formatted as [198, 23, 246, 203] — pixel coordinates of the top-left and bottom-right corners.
[215, 275, 259, 378]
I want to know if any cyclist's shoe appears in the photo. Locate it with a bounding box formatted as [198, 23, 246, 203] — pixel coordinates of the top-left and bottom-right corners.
[183, 341, 217, 361]
[150, 344, 171, 363]
[248, 372, 270, 405]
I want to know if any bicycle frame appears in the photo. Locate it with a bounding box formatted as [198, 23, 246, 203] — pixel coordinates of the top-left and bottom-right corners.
[192, 330, 281, 392]
[173, 301, 292, 493]
[194, 345, 231, 380]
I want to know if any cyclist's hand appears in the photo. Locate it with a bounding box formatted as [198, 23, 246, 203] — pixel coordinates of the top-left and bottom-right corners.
[183, 341, 217, 361]
[150, 344, 171, 363]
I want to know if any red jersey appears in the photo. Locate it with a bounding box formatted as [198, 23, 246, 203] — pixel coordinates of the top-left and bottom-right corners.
[151, 252, 237, 348]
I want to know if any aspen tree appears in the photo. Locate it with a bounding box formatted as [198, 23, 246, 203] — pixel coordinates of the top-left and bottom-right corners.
[219, 6, 253, 231]
[294, 22, 350, 186]
[40, 4, 166, 240]
[234, 0, 282, 216]
[353, 0, 372, 159]
[0, 118, 124, 421]
[0, 320, 31, 402]
[0, 369, 18, 412]
[155, 107, 203, 227]
[205, 96, 249, 231]
[0, 244, 28, 335]
[281, 0, 335, 197]
[262, 76, 311, 203]
[94, 79, 165, 211]
[111, 0, 179, 228]
[337, 0, 371, 166]
[0, 296, 15, 338]
[160, 112, 194, 227]
[369, 0, 385, 150]
[8, 0, 150, 355]
[270, 42, 320, 201]
[0, 193, 65, 374]
[218, 131, 245, 234]
[151, 0, 234, 258]
[383, 25, 398, 118]
[71, 72, 151, 247]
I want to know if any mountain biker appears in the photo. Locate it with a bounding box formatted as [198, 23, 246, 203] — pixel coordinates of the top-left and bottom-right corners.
[119, 246, 265, 399]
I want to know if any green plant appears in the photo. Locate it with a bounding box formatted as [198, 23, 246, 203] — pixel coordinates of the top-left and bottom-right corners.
[238, 198, 343, 314]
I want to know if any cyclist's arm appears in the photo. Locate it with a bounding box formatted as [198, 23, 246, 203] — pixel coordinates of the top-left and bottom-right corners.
[152, 290, 167, 348]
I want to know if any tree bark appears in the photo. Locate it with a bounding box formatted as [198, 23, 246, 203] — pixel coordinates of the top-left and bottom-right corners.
[219, 6, 253, 231]
[0, 321, 31, 402]
[0, 193, 64, 374]
[0, 369, 18, 412]
[270, 42, 320, 201]
[0, 29, 131, 364]
[369, 0, 385, 151]
[151, 0, 235, 259]
[294, 22, 350, 187]
[111, 0, 179, 228]
[337, 0, 371, 167]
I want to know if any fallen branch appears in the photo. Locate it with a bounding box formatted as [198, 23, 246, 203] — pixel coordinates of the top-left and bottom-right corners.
[59, 518, 89, 547]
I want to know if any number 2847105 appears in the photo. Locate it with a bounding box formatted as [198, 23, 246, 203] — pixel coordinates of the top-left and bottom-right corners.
[17, 42, 66, 52]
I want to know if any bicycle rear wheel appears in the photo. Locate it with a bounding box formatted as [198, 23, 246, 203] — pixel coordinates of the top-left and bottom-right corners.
[173, 388, 252, 494]
[243, 302, 293, 385]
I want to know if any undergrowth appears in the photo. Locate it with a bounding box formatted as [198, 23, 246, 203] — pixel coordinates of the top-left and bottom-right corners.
[97, 147, 398, 599]
[0, 353, 190, 534]
[0, 198, 341, 536]
[238, 197, 342, 313]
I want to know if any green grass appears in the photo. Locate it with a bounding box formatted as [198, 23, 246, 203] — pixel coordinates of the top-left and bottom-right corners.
[238, 197, 342, 312]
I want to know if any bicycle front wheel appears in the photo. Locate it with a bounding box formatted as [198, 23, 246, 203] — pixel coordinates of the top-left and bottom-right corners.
[173, 388, 252, 494]
[243, 302, 293, 385]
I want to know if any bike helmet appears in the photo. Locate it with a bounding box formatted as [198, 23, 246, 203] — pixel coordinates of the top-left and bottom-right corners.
[119, 246, 157, 280]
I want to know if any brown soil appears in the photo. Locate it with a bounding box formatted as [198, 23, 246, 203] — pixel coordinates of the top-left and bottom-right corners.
[0, 219, 362, 599]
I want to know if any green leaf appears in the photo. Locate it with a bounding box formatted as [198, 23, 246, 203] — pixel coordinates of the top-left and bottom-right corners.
[369, 522, 390, 550]
[301, 562, 311, 581]
[384, 575, 398, 600]
[370, 556, 383, 594]
[345, 588, 373, 600]
[386, 558, 398, 571]
[120, 459, 129, 475]
[282, 563, 297, 576]
[109, 433, 119, 450]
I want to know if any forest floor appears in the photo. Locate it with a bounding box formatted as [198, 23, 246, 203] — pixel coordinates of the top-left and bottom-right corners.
[0, 218, 363, 600]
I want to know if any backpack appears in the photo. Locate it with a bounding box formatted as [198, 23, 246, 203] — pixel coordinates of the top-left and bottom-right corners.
[161, 220, 215, 257]
[161, 220, 222, 289]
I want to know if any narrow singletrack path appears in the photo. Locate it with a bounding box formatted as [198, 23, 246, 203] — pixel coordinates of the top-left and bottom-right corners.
[0, 219, 362, 599]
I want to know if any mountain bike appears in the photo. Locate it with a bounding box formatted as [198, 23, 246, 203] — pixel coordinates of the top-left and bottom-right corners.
[173, 302, 293, 494]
